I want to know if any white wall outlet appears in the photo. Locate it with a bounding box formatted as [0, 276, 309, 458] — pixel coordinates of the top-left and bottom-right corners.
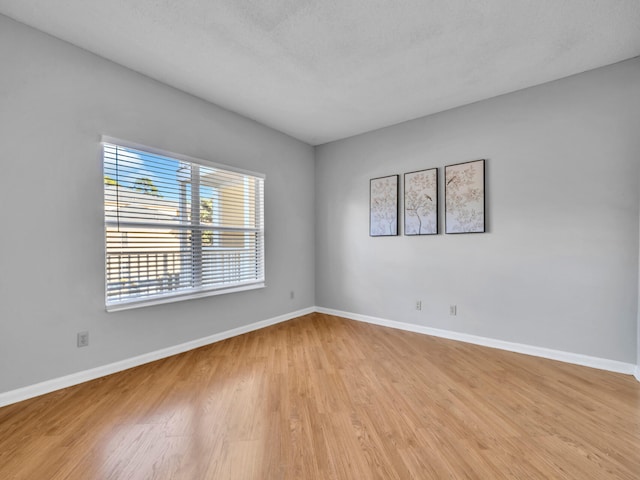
[416, 300, 422, 311]
[290, 290, 295, 299]
[449, 305, 457, 316]
[77, 331, 89, 347]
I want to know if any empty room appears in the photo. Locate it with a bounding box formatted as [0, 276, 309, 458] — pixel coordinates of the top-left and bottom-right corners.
[1, 1, 640, 478]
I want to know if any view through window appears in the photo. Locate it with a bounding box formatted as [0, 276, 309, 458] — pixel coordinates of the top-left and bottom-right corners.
[103, 140, 265, 311]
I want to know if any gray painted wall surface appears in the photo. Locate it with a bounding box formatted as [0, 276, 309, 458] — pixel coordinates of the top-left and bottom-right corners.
[316, 58, 640, 364]
[0, 16, 315, 392]
[1, 14, 638, 395]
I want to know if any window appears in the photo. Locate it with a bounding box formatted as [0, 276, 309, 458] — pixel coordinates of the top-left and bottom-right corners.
[103, 138, 265, 311]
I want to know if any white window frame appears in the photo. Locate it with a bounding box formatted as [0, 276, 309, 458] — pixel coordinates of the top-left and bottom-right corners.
[102, 136, 265, 312]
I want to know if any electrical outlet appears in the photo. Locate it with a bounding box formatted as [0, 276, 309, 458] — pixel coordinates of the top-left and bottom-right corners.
[416, 300, 422, 311]
[290, 290, 295, 299]
[449, 305, 457, 316]
[77, 331, 89, 348]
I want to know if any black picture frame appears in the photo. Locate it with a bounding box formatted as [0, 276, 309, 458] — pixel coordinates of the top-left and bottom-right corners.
[404, 168, 438, 235]
[370, 175, 399, 236]
[444, 159, 486, 234]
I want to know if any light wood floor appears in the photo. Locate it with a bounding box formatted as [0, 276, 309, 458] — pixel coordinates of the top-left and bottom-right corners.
[1, 313, 639, 479]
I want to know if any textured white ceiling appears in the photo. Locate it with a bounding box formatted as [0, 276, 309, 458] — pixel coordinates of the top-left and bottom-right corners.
[1, 1, 640, 145]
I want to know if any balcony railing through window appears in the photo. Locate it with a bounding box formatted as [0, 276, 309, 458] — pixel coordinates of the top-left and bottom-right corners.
[106, 245, 261, 302]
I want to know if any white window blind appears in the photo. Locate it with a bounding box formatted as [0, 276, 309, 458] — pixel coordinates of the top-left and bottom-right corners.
[103, 139, 265, 311]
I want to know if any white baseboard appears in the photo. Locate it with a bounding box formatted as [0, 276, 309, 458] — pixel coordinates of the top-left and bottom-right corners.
[316, 307, 637, 376]
[2, 305, 637, 408]
[0, 307, 315, 408]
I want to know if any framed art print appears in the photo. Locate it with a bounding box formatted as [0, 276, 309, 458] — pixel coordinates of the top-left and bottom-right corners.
[445, 159, 485, 234]
[404, 168, 438, 235]
[370, 175, 399, 236]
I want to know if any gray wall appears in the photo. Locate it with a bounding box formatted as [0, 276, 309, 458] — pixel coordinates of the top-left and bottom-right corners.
[316, 58, 640, 364]
[0, 15, 315, 392]
[1, 14, 638, 395]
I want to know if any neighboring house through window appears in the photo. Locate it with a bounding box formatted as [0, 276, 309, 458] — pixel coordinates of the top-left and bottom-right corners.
[103, 138, 265, 311]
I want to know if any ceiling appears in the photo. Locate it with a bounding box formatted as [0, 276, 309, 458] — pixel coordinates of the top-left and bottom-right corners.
[2, 1, 640, 145]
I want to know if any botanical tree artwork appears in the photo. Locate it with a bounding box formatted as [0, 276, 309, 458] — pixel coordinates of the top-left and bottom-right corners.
[370, 175, 399, 236]
[404, 168, 438, 235]
[445, 159, 485, 234]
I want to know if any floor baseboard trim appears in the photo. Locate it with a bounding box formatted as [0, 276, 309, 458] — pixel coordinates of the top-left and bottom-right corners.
[2, 305, 637, 407]
[0, 307, 315, 408]
[316, 307, 637, 376]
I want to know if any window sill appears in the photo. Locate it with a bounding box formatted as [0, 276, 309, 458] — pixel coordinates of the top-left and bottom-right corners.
[105, 281, 265, 312]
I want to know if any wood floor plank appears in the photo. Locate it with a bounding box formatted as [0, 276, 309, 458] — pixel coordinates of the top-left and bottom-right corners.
[1, 312, 639, 479]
